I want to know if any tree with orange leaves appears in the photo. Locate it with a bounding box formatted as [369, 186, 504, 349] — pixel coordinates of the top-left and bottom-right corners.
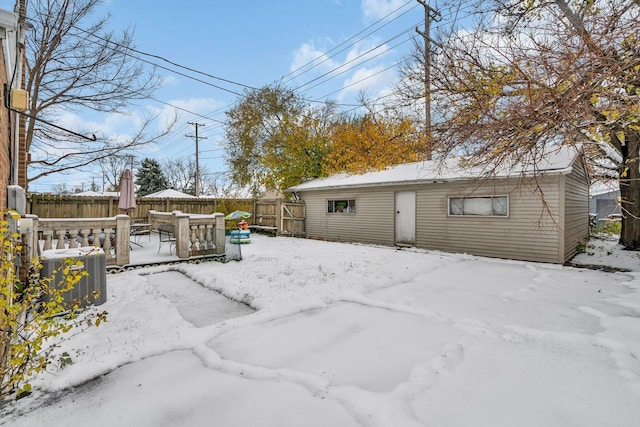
[324, 112, 424, 175]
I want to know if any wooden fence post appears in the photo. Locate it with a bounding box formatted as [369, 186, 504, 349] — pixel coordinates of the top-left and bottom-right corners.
[276, 198, 283, 235]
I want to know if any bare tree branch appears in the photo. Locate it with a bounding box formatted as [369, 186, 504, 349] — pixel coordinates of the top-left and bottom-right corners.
[398, 0, 640, 247]
[24, 0, 165, 187]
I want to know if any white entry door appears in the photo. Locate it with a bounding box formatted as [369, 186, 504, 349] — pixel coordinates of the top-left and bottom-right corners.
[395, 191, 416, 246]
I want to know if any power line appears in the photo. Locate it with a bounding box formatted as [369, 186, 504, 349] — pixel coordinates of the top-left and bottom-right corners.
[49, 2, 478, 115]
[282, 0, 419, 84]
[44, 4, 476, 139]
[69, 15, 417, 112]
[295, 22, 419, 92]
[71, 4, 425, 110]
[304, 32, 416, 95]
[64, 26, 247, 97]
[30, 2, 487, 195]
[314, 59, 402, 101]
[70, 24, 256, 91]
[149, 96, 225, 124]
[308, 7, 480, 110]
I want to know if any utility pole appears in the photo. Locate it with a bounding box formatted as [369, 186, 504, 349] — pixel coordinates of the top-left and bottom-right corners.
[186, 122, 207, 197]
[415, 0, 441, 161]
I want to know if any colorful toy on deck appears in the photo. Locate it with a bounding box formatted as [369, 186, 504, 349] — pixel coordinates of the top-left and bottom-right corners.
[229, 228, 251, 244]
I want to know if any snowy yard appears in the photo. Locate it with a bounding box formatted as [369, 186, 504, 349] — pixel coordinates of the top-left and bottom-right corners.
[1, 235, 639, 426]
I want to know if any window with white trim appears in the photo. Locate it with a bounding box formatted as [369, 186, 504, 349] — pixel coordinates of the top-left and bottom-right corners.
[328, 199, 356, 214]
[448, 196, 508, 217]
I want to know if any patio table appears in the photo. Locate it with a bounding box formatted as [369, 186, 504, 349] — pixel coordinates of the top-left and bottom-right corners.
[130, 223, 151, 247]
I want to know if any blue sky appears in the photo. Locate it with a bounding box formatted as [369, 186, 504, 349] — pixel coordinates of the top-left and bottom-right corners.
[1, 0, 446, 193]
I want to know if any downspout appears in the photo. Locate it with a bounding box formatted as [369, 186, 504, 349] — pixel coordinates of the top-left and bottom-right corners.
[4, 34, 17, 186]
[13, 1, 26, 188]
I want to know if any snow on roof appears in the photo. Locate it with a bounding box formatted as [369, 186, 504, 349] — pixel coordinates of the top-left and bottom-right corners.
[590, 181, 619, 197]
[288, 145, 582, 192]
[142, 189, 197, 198]
[71, 191, 119, 197]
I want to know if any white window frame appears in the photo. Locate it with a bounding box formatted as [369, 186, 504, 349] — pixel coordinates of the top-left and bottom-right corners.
[448, 195, 509, 217]
[327, 199, 356, 214]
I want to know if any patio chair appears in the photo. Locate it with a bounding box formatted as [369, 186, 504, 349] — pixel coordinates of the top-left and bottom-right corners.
[157, 224, 176, 255]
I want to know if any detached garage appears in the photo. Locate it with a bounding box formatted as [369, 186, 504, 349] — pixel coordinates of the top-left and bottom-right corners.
[287, 146, 589, 264]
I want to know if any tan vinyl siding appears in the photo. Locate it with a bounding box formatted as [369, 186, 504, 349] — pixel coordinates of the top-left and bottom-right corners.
[296, 157, 589, 265]
[301, 188, 396, 245]
[415, 177, 562, 264]
[562, 160, 590, 262]
[301, 177, 565, 263]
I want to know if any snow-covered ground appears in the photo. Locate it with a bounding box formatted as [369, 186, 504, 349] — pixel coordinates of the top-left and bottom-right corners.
[1, 234, 639, 426]
[572, 234, 640, 271]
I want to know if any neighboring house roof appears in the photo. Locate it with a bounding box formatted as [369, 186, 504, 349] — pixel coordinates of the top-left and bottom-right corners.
[142, 189, 196, 198]
[590, 181, 619, 197]
[71, 191, 119, 197]
[288, 145, 584, 192]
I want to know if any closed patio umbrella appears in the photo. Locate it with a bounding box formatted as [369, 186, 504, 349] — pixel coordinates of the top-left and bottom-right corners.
[118, 169, 136, 213]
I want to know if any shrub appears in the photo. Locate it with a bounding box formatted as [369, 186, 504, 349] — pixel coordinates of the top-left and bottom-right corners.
[601, 220, 622, 236]
[1, 211, 107, 400]
[575, 240, 588, 254]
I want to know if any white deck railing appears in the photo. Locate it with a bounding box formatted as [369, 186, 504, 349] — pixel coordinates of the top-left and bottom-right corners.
[148, 210, 226, 259]
[20, 211, 225, 268]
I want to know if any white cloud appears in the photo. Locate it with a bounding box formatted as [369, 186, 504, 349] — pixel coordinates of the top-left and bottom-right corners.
[361, 0, 408, 22]
[167, 97, 223, 117]
[160, 74, 181, 88]
[290, 41, 339, 76]
[344, 37, 389, 65]
[45, 98, 221, 149]
[338, 64, 396, 103]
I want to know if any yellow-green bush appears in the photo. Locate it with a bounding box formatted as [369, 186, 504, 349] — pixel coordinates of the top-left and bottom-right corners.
[1, 211, 107, 400]
[601, 220, 622, 236]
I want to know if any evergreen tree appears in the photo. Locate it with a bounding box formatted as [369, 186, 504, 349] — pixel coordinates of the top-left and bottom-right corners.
[135, 158, 168, 196]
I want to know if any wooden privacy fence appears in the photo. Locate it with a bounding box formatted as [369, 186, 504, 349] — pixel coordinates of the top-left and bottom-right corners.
[27, 194, 254, 223]
[28, 194, 306, 237]
[253, 199, 305, 236]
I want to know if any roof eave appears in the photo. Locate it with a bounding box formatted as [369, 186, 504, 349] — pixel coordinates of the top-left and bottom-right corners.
[287, 167, 573, 193]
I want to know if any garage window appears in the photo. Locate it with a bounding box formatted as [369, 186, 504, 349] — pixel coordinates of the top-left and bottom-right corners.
[448, 196, 508, 217]
[328, 199, 356, 214]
